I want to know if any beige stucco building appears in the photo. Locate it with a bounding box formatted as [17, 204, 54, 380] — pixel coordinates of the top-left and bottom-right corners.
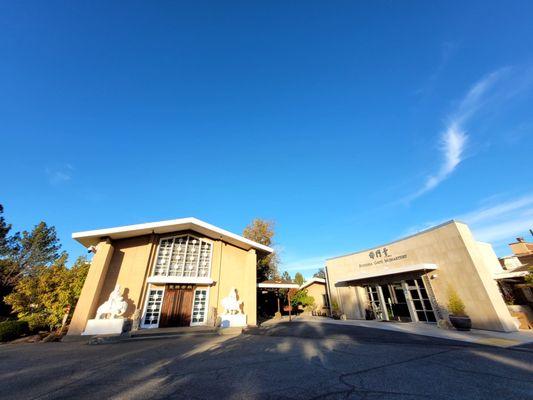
[325, 220, 518, 332]
[67, 218, 272, 335]
[300, 278, 329, 315]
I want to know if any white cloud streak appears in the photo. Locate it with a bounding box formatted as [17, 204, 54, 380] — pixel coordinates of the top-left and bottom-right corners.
[460, 193, 533, 245]
[405, 193, 533, 254]
[407, 69, 507, 202]
[46, 164, 74, 185]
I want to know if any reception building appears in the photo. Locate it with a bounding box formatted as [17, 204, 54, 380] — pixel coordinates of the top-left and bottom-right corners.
[67, 218, 272, 335]
[325, 220, 518, 332]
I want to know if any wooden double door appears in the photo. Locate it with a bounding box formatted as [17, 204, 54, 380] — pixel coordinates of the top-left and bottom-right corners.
[159, 284, 194, 327]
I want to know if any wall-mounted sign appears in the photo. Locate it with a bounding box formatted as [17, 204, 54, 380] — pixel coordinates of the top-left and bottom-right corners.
[358, 247, 407, 268]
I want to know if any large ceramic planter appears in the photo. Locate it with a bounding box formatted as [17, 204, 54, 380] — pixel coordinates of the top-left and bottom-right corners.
[449, 315, 471, 331]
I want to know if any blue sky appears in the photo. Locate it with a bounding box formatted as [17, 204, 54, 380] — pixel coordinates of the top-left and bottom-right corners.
[1, 2, 532, 278]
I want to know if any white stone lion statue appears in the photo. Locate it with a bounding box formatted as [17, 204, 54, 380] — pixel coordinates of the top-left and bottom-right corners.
[221, 287, 242, 315]
[95, 284, 128, 319]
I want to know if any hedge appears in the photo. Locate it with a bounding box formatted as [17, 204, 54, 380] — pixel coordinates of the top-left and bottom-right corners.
[0, 320, 29, 342]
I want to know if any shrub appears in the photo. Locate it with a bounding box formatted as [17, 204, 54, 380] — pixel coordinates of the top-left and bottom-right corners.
[290, 289, 315, 308]
[447, 288, 466, 316]
[0, 320, 29, 342]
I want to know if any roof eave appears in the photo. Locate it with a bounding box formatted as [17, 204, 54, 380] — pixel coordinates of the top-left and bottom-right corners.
[72, 217, 273, 253]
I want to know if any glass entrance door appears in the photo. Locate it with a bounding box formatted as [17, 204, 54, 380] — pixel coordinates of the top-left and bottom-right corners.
[405, 278, 436, 322]
[365, 285, 385, 320]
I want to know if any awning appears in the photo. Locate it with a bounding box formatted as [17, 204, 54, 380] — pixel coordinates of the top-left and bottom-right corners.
[493, 271, 529, 280]
[335, 263, 438, 285]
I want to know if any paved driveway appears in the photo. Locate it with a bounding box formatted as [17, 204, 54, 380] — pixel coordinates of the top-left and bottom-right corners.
[1, 322, 532, 399]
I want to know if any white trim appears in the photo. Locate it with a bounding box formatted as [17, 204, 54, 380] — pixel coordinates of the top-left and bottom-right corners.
[72, 217, 273, 253]
[147, 276, 214, 285]
[300, 277, 326, 290]
[257, 282, 300, 289]
[140, 284, 165, 329]
[190, 287, 210, 326]
[335, 264, 438, 285]
[494, 271, 529, 280]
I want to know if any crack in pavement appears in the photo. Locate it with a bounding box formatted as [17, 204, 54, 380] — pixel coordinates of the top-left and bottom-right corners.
[308, 348, 456, 399]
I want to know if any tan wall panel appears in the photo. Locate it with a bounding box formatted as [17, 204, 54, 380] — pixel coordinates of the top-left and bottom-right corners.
[208, 242, 257, 326]
[96, 235, 154, 319]
[306, 283, 327, 310]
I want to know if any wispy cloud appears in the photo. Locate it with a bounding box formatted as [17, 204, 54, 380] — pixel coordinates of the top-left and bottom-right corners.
[404, 193, 533, 254]
[280, 255, 333, 277]
[46, 164, 74, 185]
[406, 68, 509, 202]
[460, 193, 533, 245]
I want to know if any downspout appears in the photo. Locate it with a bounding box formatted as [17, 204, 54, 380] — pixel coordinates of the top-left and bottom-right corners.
[324, 266, 333, 316]
[215, 239, 224, 324]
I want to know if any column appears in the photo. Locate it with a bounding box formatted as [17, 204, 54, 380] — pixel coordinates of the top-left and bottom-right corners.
[67, 239, 115, 335]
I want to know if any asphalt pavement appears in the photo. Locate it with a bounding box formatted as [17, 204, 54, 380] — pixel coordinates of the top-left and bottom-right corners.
[1, 321, 532, 399]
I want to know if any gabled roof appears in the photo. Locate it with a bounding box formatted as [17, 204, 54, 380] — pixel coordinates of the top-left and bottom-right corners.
[300, 277, 326, 290]
[72, 217, 273, 253]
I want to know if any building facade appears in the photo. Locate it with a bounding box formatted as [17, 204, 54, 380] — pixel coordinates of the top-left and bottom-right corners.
[67, 218, 272, 335]
[300, 278, 329, 315]
[325, 220, 518, 332]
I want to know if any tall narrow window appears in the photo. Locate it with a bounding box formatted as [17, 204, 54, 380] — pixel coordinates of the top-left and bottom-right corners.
[191, 289, 208, 325]
[142, 288, 164, 328]
[153, 235, 213, 278]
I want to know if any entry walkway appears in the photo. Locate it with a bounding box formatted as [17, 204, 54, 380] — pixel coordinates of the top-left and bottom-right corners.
[270, 315, 533, 348]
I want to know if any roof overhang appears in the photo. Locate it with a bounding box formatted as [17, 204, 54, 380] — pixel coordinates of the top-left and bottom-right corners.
[300, 277, 326, 290]
[257, 282, 300, 289]
[494, 271, 529, 280]
[335, 263, 438, 285]
[72, 217, 273, 253]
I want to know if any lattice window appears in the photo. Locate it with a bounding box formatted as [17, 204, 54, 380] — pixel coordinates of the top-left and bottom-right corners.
[154, 239, 173, 276]
[143, 288, 164, 327]
[191, 289, 208, 325]
[153, 235, 213, 278]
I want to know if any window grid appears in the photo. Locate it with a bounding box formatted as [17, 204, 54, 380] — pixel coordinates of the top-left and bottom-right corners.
[143, 288, 164, 327]
[406, 278, 436, 323]
[153, 235, 213, 278]
[191, 289, 208, 325]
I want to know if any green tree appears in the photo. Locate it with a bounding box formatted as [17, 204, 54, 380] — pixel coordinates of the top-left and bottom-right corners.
[243, 219, 279, 282]
[0, 205, 15, 256]
[0, 205, 19, 316]
[5, 255, 90, 330]
[1, 221, 63, 289]
[294, 272, 304, 286]
[313, 268, 326, 279]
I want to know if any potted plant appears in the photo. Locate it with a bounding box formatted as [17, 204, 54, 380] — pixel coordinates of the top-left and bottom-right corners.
[331, 300, 341, 319]
[447, 287, 471, 331]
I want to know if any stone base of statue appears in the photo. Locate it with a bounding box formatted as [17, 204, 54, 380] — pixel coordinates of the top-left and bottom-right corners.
[220, 314, 247, 328]
[82, 318, 126, 336]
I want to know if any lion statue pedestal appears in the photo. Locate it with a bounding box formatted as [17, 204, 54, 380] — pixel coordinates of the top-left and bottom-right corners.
[220, 287, 247, 328]
[82, 284, 128, 336]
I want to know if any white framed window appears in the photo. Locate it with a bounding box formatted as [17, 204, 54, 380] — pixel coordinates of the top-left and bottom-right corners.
[152, 234, 213, 279]
[190, 288, 209, 326]
[141, 286, 165, 328]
